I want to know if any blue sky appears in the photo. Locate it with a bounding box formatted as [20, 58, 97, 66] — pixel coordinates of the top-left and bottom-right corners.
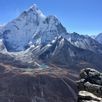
[0, 0, 102, 35]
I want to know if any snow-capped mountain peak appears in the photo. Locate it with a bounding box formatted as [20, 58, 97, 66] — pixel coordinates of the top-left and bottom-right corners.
[29, 4, 39, 10]
[0, 4, 46, 51]
[19, 4, 46, 22]
[0, 4, 102, 55]
[28, 4, 46, 18]
[0, 4, 68, 52]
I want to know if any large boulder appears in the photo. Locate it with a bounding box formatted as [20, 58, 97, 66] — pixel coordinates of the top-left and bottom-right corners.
[77, 68, 102, 102]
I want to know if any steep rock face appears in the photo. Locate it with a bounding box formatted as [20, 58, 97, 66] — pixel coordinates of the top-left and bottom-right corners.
[31, 16, 67, 45]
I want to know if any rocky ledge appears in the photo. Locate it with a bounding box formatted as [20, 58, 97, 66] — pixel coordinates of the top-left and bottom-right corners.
[77, 68, 102, 102]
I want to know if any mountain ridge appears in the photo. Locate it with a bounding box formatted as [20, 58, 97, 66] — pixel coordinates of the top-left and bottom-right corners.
[0, 4, 102, 71]
[1, 4, 102, 53]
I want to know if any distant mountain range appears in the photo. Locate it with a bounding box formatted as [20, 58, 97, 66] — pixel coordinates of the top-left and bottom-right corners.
[0, 4, 102, 71]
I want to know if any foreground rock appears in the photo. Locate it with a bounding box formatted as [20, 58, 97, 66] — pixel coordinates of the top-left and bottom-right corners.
[77, 68, 102, 102]
[78, 91, 102, 102]
[0, 64, 78, 102]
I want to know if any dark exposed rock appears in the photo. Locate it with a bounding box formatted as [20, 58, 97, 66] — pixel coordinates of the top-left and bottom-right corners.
[77, 68, 102, 102]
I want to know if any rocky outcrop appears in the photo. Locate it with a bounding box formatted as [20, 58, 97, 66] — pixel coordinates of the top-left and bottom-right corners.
[77, 68, 102, 102]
